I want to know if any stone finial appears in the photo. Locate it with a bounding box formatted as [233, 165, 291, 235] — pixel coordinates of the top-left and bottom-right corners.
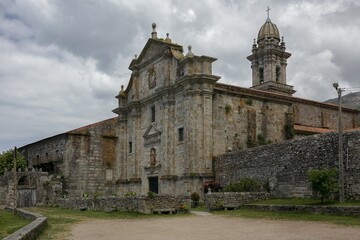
[252, 38, 257, 49]
[119, 85, 126, 97]
[185, 45, 194, 57]
[281, 36, 286, 48]
[134, 54, 137, 59]
[151, 23, 158, 39]
[165, 33, 171, 43]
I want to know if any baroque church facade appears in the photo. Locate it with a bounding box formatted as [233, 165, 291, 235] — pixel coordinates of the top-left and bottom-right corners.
[20, 18, 359, 198]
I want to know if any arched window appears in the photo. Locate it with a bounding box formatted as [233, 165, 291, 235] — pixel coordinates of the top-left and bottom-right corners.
[276, 66, 281, 82]
[259, 68, 264, 83]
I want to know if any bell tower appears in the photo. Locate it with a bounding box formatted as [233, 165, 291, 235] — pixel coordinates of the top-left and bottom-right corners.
[247, 7, 295, 95]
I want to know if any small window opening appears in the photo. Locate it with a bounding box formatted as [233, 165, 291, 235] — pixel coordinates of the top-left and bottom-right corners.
[129, 142, 133, 153]
[151, 106, 155, 122]
[178, 127, 184, 142]
[276, 66, 281, 82]
[259, 68, 264, 83]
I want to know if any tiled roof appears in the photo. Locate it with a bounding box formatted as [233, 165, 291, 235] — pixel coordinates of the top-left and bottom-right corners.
[67, 117, 117, 134]
[294, 125, 334, 134]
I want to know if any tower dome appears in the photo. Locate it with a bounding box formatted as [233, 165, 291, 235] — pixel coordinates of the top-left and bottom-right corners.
[257, 18, 280, 43]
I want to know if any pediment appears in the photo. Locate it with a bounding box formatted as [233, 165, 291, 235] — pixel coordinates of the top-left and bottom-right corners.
[129, 38, 183, 70]
[143, 123, 162, 146]
[130, 39, 164, 69]
[138, 41, 163, 65]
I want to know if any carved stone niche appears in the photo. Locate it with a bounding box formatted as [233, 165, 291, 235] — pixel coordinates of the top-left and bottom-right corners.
[144, 146, 161, 175]
[143, 122, 161, 147]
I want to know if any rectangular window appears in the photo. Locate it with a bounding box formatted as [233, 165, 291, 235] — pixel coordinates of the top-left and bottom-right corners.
[129, 141, 132, 153]
[178, 127, 184, 142]
[151, 106, 155, 122]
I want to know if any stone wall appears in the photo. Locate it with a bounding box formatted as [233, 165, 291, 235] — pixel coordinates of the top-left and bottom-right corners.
[212, 88, 291, 155]
[293, 102, 358, 130]
[0, 169, 49, 208]
[19, 134, 66, 172]
[63, 118, 118, 197]
[57, 196, 138, 212]
[214, 130, 360, 199]
[56, 195, 190, 214]
[205, 192, 270, 210]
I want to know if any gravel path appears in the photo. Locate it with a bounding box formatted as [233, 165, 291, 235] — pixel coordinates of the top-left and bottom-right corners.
[69, 214, 360, 240]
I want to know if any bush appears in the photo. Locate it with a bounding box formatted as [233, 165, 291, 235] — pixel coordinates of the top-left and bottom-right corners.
[307, 167, 337, 203]
[147, 191, 156, 199]
[124, 191, 136, 197]
[190, 192, 200, 202]
[224, 177, 261, 192]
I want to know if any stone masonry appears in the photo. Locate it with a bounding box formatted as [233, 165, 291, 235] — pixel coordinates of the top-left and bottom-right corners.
[214, 130, 360, 200]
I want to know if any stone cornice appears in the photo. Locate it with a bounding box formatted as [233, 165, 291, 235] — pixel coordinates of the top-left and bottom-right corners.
[214, 83, 360, 113]
[116, 74, 220, 112]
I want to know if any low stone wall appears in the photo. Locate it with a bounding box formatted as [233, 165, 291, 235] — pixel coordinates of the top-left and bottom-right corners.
[245, 204, 360, 217]
[57, 195, 190, 214]
[4, 208, 47, 240]
[138, 195, 190, 214]
[57, 196, 138, 212]
[205, 192, 270, 210]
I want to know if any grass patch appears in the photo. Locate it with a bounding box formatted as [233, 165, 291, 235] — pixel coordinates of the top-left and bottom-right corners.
[0, 210, 32, 239]
[252, 198, 360, 206]
[213, 208, 360, 226]
[30, 207, 190, 240]
[30, 207, 149, 240]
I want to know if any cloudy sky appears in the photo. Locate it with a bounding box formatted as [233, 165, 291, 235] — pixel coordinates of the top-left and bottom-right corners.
[1, 0, 360, 152]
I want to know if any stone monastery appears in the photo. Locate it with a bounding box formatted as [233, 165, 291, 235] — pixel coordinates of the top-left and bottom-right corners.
[19, 18, 359, 198]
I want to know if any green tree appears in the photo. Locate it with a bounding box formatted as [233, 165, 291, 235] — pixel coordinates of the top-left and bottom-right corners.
[307, 167, 337, 203]
[0, 149, 26, 175]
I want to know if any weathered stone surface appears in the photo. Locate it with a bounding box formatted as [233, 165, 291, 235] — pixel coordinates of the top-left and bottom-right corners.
[214, 130, 360, 199]
[0, 170, 49, 208]
[56, 195, 190, 214]
[205, 192, 270, 210]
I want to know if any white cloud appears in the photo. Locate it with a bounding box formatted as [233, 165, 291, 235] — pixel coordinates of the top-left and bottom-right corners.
[0, 37, 117, 151]
[1, 0, 360, 151]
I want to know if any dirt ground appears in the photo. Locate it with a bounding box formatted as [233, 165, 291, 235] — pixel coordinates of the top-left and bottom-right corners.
[69, 213, 360, 240]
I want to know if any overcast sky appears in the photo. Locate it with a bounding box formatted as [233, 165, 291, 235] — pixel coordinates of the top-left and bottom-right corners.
[1, 0, 360, 152]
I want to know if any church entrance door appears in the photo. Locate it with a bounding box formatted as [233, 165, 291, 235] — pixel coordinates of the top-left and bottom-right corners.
[148, 177, 158, 194]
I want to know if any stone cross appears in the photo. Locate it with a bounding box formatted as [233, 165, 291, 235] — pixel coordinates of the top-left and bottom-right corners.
[266, 6, 271, 19]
